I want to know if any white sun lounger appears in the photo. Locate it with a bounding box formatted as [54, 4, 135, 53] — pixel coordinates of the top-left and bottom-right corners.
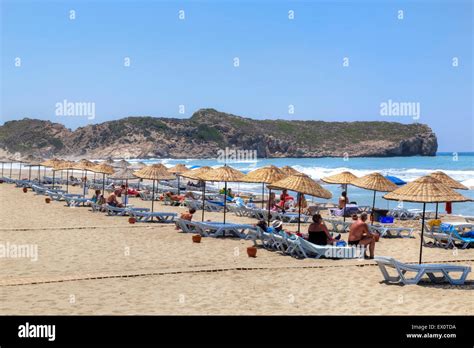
[203, 201, 224, 212]
[294, 236, 365, 259]
[195, 222, 255, 238]
[375, 256, 471, 285]
[323, 218, 352, 233]
[369, 224, 414, 238]
[128, 210, 177, 223]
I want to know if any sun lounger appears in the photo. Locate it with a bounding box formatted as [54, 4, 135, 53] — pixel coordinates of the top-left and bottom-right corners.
[369, 224, 414, 238]
[31, 184, 48, 195]
[438, 223, 474, 249]
[375, 256, 471, 285]
[184, 199, 203, 211]
[128, 210, 177, 222]
[138, 191, 154, 201]
[294, 236, 365, 259]
[195, 222, 255, 238]
[204, 200, 224, 212]
[64, 196, 92, 207]
[275, 211, 310, 223]
[175, 218, 203, 233]
[46, 190, 65, 201]
[323, 218, 352, 233]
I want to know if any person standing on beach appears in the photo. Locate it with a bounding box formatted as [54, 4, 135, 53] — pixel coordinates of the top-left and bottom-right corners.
[348, 213, 375, 259]
[338, 191, 349, 210]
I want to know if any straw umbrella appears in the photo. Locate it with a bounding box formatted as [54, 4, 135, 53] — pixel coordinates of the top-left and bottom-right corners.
[90, 163, 115, 195]
[242, 165, 287, 213]
[429, 171, 468, 218]
[168, 164, 190, 195]
[280, 166, 301, 176]
[109, 167, 139, 206]
[180, 166, 213, 221]
[133, 164, 175, 221]
[321, 171, 358, 222]
[41, 158, 62, 188]
[74, 159, 96, 198]
[383, 176, 471, 264]
[351, 173, 398, 225]
[269, 173, 332, 233]
[199, 165, 245, 225]
[54, 161, 76, 193]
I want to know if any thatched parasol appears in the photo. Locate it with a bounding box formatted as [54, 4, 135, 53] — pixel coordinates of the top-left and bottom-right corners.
[351, 172, 398, 225]
[269, 173, 332, 232]
[242, 165, 288, 211]
[429, 171, 469, 218]
[180, 166, 213, 221]
[199, 166, 246, 225]
[40, 158, 62, 188]
[168, 164, 190, 195]
[280, 166, 301, 176]
[321, 171, 358, 221]
[384, 175, 471, 263]
[52, 160, 76, 193]
[109, 167, 139, 205]
[73, 159, 97, 198]
[134, 164, 175, 220]
[89, 163, 115, 194]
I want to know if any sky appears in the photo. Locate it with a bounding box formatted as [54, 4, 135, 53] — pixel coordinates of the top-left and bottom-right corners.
[1, 0, 472, 152]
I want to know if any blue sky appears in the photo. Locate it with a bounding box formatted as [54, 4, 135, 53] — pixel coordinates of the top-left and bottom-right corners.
[1, 0, 472, 151]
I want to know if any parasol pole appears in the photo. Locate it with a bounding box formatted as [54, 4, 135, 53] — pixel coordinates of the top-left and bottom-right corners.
[125, 178, 129, 206]
[102, 173, 105, 195]
[66, 169, 69, 193]
[435, 202, 439, 219]
[52, 170, 56, 189]
[297, 193, 302, 233]
[371, 190, 376, 225]
[18, 161, 22, 180]
[202, 181, 206, 222]
[1, 162, 4, 177]
[261, 183, 265, 209]
[223, 181, 228, 225]
[9, 162, 13, 178]
[151, 179, 156, 222]
[267, 188, 272, 226]
[28, 166, 32, 181]
[419, 203, 426, 264]
[177, 174, 181, 195]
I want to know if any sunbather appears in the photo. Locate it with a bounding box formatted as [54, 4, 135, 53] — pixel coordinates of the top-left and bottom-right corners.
[107, 190, 124, 208]
[267, 220, 284, 234]
[348, 213, 375, 259]
[256, 219, 268, 232]
[307, 214, 337, 246]
[180, 208, 196, 221]
[338, 191, 349, 209]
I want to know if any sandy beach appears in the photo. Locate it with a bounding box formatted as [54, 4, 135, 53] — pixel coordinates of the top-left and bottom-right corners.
[0, 173, 473, 315]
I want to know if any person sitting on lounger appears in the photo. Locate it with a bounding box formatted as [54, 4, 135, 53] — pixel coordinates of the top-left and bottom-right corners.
[267, 220, 284, 234]
[338, 191, 349, 210]
[307, 214, 337, 246]
[91, 190, 102, 203]
[180, 208, 196, 221]
[348, 213, 375, 259]
[256, 220, 268, 232]
[107, 190, 124, 208]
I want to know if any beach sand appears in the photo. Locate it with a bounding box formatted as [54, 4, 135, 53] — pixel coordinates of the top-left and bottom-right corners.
[0, 174, 473, 315]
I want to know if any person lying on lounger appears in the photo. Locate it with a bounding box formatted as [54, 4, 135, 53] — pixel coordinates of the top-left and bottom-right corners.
[348, 212, 375, 259]
[338, 191, 349, 210]
[107, 190, 124, 208]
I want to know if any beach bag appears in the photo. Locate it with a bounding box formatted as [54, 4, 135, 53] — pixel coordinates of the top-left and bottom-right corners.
[336, 240, 347, 247]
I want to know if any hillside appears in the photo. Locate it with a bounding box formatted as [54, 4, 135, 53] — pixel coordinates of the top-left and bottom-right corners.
[0, 109, 438, 159]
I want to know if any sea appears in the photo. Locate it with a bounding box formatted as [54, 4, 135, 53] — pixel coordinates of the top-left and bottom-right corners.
[138, 152, 474, 217]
